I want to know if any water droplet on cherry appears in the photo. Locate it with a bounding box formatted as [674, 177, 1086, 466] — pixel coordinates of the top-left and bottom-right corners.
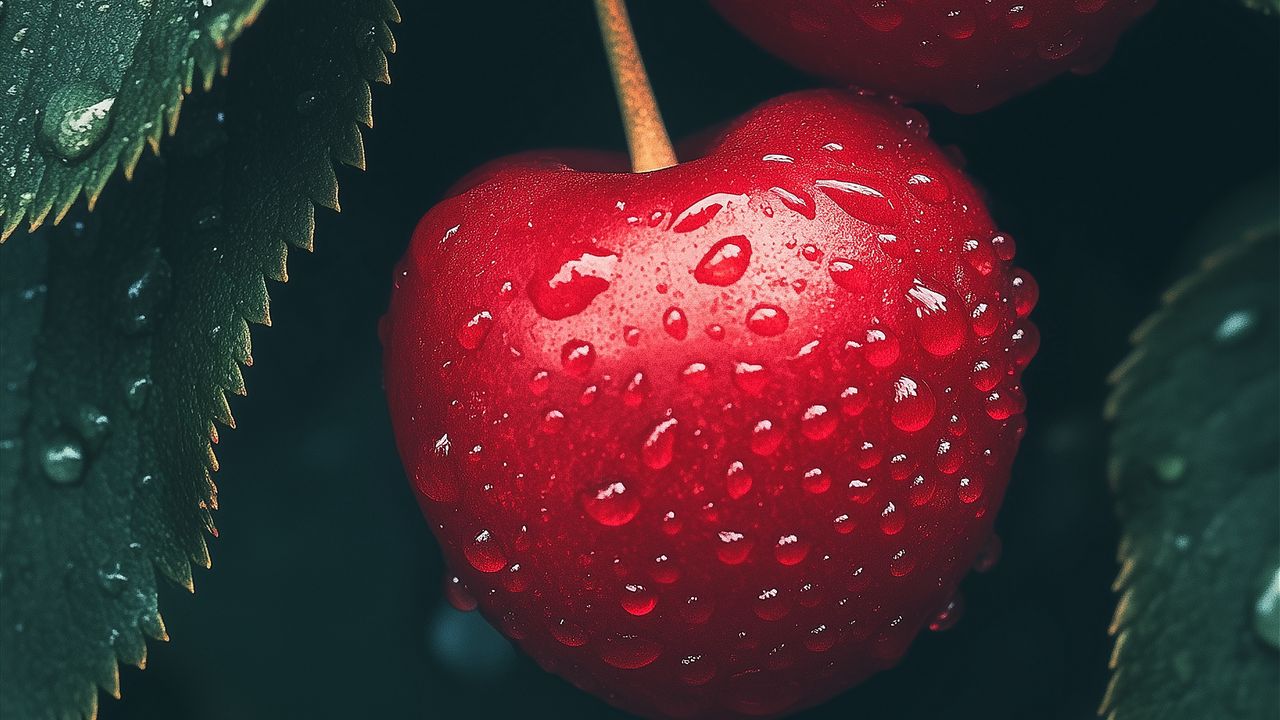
[774, 534, 810, 565]
[528, 249, 619, 319]
[623, 371, 649, 407]
[716, 530, 753, 564]
[456, 310, 493, 350]
[750, 419, 783, 456]
[746, 304, 789, 336]
[880, 501, 904, 535]
[733, 361, 769, 395]
[802, 467, 830, 494]
[641, 418, 679, 470]
[600, 634, 662, 669]
[582, 480, 641, 526]
[801, 404, 837, 440]
[726, 460, 753, 499]
[694, 235, 752, 286]
[464, 530, 507, 573]
[816, 178, 900, 225]
[769, 186, 816, 219]
[891, 376, 936, 432]
[550, 619, 588, 647]
[621, 583, 657, 616]
[560, 340, 596, 376]
[906, 170, 950, 204]
[663, 307, 689, 340]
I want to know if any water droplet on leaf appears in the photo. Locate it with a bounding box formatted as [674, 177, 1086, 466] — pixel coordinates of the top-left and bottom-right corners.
[1254, 563, 1280, 649]
[41, 434, 84, 485]
[117, 248, 172, 335]
[39, 82, 116, 161]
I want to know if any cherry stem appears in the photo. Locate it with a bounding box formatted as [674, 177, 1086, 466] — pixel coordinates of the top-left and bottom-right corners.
[593, 0, 677, 173]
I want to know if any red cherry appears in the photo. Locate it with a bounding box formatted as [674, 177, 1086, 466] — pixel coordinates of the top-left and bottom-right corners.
[709, 0, 1155, 112]
[382, 89, 1036, 718]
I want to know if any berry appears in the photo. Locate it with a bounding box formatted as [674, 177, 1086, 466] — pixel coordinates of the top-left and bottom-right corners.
[381, 89, 1036, 718]
[709, 0, 1155, 112]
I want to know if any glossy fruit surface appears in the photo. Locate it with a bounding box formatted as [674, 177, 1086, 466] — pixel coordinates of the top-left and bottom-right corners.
[709, 0, 1154, 112]
[381, 89, 1037, 718]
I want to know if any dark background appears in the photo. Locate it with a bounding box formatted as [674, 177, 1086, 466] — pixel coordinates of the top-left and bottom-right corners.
[101, 2, 1278, 718]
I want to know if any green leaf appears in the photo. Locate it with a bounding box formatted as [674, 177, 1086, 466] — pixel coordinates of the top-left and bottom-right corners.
[0, 0, 397, 716]
[1239, 0, 1280, 15]
[0, 0, 266, 239]
[1103, 210, 1280, 720]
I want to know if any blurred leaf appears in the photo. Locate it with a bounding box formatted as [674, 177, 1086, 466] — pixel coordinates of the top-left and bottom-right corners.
[1103, 204, 1279, 720]
[1239, 0, 1279, 15]
[0, 0, 266, 239]
[0, 0, 397, 717]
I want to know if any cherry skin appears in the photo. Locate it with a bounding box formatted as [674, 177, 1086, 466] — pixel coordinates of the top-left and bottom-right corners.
[709, 0, 1156, 112]
[381, 89, 1037, 719]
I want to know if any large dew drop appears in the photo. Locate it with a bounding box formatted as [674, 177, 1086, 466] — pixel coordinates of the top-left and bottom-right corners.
[41, 434, 84, 485]
[828, 258, 866, 294]
[801, 404, 837, 441]
[774, 534, 810, 566]
[39, 82, 116, 162]
[716, 531, 753, 564]
[860, 328, 901, 368]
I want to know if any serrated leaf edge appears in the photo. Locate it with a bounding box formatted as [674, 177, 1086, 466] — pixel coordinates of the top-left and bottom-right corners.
[0, 1, 270, 242]
[1099, 233, 1272, 719]
[60, 3, 400, 718]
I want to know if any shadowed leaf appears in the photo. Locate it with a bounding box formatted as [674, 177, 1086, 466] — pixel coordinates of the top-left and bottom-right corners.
[0, 0, 268, 239]
[1103, 202, 1279, 720]
[0, 0, 398, 717]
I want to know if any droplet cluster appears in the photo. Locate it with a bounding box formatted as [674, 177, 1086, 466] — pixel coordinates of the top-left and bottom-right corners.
[382, 90, 1037, 718]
